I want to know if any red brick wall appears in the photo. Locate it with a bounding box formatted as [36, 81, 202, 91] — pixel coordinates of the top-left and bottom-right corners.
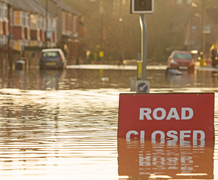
[30, 30, 38, 41]
[12, 27, 22, 40]
[3, 22, 9, 36]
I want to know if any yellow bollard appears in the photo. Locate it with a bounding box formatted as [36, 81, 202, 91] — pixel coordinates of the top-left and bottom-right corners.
[137, 61, 142, 80]
[200, 58, 206, 67]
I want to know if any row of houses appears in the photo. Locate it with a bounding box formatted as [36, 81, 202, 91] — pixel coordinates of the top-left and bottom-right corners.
[0, 0, 84, 62]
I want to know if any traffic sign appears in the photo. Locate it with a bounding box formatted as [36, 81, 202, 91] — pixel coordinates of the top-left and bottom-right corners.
[136, 80, 150, 93]
[118, 93, 214, 142]
[131, 0, 154, 14]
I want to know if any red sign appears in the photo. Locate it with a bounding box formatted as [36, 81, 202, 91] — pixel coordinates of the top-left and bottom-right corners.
[118, 93, 214, 142]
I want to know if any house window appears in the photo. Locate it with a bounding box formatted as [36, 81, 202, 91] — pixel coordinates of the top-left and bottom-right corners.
[30, 14, 37, 29]
[42, 17, 45, 30]
[25, 13, 29, 27]
[0, 3, 2, 18]
[47, 17, 51, 31]
[73, 16, 77, 33]
[21, 12, 25, 26]
[13, 40, 21, 51]
[3, 3, 7, 21]
[39, 16, 46, 30]
[21, 12, 29, 27]
[38, 16, 43, 30]
[67, 13, 72, 31]
[14, 11, 21, 26]
[0, 35, 7, 46]
[52, 18, 57, 31]
[62, 12, 66, 33]
[0, 3, 8, 21]
[10, 10, 13, 25]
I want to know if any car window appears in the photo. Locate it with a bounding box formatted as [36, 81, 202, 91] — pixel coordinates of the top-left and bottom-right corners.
[173, 53, 192, 59]
[43, 52, 59, 57]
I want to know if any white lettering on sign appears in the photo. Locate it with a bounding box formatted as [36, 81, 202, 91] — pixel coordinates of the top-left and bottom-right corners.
[126, 130, 145, 142]
[126, 130, 205, 144]
[167, 130, 178, 141]
[139, 107, 194, 120]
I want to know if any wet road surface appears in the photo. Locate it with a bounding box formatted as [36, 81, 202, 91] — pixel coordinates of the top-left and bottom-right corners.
[0, 65, 217, 179]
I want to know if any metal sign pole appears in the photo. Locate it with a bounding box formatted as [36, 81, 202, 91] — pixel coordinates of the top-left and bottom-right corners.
[140, 14, 147, 80]
[130, 0, 153, 93]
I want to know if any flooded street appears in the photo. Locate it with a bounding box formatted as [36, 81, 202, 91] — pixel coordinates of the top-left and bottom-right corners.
[0, 65, 218, 180]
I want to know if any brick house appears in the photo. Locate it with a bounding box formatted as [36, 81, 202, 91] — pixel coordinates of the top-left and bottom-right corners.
[8, 0, 57, 51]
[0, 0, 9, 50]
[0, 0, 84, 68]
[40, 0, 84, 60]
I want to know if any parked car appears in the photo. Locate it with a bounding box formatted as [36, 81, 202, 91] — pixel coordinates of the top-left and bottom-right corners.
[39, 49, 67, 69]
[167, 51, 195, 71]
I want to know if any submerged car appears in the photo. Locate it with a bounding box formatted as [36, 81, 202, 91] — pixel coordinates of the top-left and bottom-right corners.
[167, 51, 195, 71]
[39, 48, 67, 69]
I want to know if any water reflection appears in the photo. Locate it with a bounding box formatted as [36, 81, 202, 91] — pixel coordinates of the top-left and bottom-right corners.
[1, 66, 218, 90]
[118, 138, 214, 179]
[0, 88, 119, 179]
[166, 68, 218, 88]
[0, 68, 137, 90]
[39, 70, 64, 90]
[0, 66, 218, 179]
[166, 71, 195, 87]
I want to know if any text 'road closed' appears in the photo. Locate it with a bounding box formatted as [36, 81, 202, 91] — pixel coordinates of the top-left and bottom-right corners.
[118, 93, 214, 141]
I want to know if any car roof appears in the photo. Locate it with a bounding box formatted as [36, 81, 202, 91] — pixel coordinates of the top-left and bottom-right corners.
[172, 50, 191, 54]
[42, 48, 63, 52]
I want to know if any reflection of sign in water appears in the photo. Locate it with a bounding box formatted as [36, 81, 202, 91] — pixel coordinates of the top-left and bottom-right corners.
[118, 139, 214, 179]
[118, 93, 214, 142]
[40, 70, 62, 90]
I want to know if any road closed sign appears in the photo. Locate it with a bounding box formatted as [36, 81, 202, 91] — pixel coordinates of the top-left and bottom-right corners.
[118, 93, 214, 142]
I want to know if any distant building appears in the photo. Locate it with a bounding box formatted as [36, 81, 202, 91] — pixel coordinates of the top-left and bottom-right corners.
[39, 0, 84, 59]
[8, 0, 57, 51]
[205, 8, 218, 48]
[0, 0, 84, 61]
[0, 0, 9, 49]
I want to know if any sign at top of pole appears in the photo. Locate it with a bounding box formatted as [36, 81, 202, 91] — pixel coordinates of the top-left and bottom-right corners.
[131, 0, 154, 14]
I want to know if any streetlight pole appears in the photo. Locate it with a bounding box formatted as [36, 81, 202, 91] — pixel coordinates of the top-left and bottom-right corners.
[99, 0, 103, 51]
[140, 14, 147, 81]
[45, 0, 48, 48]
[202, 0, 205, 57]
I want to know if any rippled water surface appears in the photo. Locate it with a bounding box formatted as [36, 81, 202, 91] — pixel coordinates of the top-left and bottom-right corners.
[0, 65, 217, 179]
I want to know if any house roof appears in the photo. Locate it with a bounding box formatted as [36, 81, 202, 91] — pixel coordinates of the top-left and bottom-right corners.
[8, 0, 78, 16]
[8, 0, 52, 16]
[8, 0, 27, 11]
[51, 0, 78, 15]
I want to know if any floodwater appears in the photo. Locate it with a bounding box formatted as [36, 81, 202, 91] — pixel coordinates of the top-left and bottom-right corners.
[0, 65, 217, 180]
